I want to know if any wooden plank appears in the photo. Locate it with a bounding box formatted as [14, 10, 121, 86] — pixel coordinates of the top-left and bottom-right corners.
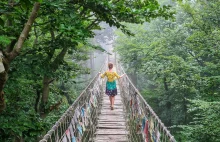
[100, 107, 123, 110]
[102, 104, 123, 107]
[94, 135, 127, 141]
[98, 116, 124, 120]
[100, 109, 124, 112]
[102, 103, 122, 105]
[101, 107, 124, 110]
[101, 108, 124, 111]
[95, 136, 127, 140]
[100, 112, 124, 115]
[102, 97, 121, 99]
[98, 121, 125, 123]
[100, 110, 124, 113]
[100, 112, 124, 116]
[95, 140, 127, 142]
[102, 98, 121, 100]
[94, 140, 127, 142]
[94, 87, 128, 142]
[102, 103, 122, 106]
[97, 122, 126, 126]
[95, 129, 128, 135]
[101, 106, 123, 108]
[98, 119, 125, 122]
[97, 125, 126, 129]
[94, 139, 127, 142]
[103, 97, 121, 99]
[98, 121, 126, 125]
[102, 100, 121, 102]
[98, 116, 124, 119]
[101, 110, 123, 112]
[103, 96, 121, 98]
[103, 100, 122, 104]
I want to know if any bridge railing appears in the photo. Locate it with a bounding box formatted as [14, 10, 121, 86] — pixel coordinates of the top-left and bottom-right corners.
[117, 63, 176, 142]
[39, 60, 107, 142]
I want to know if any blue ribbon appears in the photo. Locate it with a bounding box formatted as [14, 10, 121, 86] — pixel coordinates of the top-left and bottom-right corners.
[142, 117, 146, 131]
[72, 136, 76, 142]
[77, 124, 83, 135]
[81, 108, 85, 117]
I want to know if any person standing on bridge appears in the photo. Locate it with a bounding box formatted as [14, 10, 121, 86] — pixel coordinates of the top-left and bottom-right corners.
[99, 62, 125, 110]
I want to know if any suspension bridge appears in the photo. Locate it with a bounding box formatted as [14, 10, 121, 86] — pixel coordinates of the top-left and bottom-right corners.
[39, 57, 176, 142]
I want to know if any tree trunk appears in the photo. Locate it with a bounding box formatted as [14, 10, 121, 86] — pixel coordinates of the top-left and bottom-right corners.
[163, 77, 169, 91]
[15, 136, 24, 142]
[183, 93, 187, 124]
[0, 51, 9, 112]
[164, 77, 172, 126]
[40, 47, 68, 117]
[40, 76, 62, 118]
[0, 2, 40, 113]
[40, 76, 50, 118]
[35, 89, 41, 112]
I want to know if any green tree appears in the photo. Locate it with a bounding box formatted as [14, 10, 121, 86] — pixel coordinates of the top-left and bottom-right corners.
[115, 0, 220, 141]
[0, 0, 174, 141]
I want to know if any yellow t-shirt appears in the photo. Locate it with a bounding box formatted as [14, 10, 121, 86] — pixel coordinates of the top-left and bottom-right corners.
[101, 71, 120, 82]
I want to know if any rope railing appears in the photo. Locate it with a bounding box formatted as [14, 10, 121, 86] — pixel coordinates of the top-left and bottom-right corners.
[39, 60, 107, 142]
[39, 58, 176, 142]
[117, 63, 176, 142]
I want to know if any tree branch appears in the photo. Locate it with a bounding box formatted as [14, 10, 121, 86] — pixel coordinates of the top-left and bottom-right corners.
[49, 99, 62, 111]
[34, 89, 41, 112]
[8, 2, 40, 62]
[86, 19, 100, 30]
[6, 40, 17, 53]
[187, 51, 204, 66]
[51, 46, 68, 71]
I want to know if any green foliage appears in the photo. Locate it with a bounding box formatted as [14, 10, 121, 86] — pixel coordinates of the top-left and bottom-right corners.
[0, 36, 13, 47]
[114, 0, 220, 141]
[177, 100, 220, 142]
[0, 75, 46, 141]
[0, 0, 174, 141]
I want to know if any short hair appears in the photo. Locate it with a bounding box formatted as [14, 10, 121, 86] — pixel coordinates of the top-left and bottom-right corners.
[108, 63, 113, 69]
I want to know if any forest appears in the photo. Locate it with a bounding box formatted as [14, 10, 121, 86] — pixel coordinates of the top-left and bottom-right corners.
[0, 0, 219, 142]
[115, 0, 220, 142]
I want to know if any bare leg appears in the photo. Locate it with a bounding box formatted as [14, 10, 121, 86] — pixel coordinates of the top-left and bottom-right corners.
[110, 96, 114, 110]
[109, 96, 112, 107]
[112, 96, 115, 107]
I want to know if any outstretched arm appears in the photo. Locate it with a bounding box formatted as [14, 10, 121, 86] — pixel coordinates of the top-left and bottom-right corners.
[99, 72, 106, 78]
[120, 73, 126, 78]
[115, 72, 126, 79]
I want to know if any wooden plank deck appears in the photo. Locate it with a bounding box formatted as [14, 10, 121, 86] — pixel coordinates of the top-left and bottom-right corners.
[94, 89, 128, 142]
